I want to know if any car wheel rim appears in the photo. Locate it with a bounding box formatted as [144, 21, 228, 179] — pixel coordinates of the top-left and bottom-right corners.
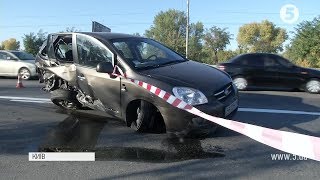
[307, 80, 320, 93]
[135, 107, 142, 127]
[20, 69, 30, 79]
[233, 78, 247, 90]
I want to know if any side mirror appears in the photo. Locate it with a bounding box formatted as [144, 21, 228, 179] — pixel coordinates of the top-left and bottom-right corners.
[96, 62, 114, 73]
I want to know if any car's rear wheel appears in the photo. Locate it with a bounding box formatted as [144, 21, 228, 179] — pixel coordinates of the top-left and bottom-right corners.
[51, 89, 82, 110]
[19, 68, 31, 80]
[305, 79, 320, 94]
[233, 77, 248, 90]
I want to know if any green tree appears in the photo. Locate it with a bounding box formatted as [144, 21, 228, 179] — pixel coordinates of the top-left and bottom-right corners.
[237, 20, 287, 53]
[145, 9, 187, 55]
[188, 22, 204, 61]
[203, 26, 232, 64]
[22, 30, 47, 55]
[217, 50, 238, 63]
[145, 9, 206, 60]
[65, 27, 80, 32]
[286, 17, 320, 67]
[132, 32, 141, 36]
[1, 38, 20, 50]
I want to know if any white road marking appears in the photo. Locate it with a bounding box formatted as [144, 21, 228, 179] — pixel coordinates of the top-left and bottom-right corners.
[0, 96, 319, 116]
[10, 99, 51, 103]
[0, 96, 51, 104]
[0, 96, 50, 101]
[239, 108, 320, 116]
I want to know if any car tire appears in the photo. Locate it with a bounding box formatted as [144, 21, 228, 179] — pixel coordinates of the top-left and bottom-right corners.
[305, 79, 320, 94]
[50, 89, 82, 110]
[233, 76, 248, 90]
[19, 68, 31, 80]
[130, 100, 154, 133]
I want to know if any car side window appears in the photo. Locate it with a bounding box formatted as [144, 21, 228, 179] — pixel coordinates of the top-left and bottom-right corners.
[243, 55, 264, 67]
[76, 35, 113, 67]
[0, 52, 15, 60]
[263, 56, 280, 67]
[0, 52, 6, 60]
[275, 56, 294, 68]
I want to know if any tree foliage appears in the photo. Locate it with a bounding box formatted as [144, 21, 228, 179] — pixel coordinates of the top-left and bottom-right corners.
[286, 17, 320, 67]
[237, 20, 287, 53]
[203, 26, 232, 64]
[132, 32, 141, 36]
[1, 38, 20, 50]
[145, 9, 187, 55]
[64, 27, 80, 32]
[188, 22, 205, 60]
[22, 30, 47, 55]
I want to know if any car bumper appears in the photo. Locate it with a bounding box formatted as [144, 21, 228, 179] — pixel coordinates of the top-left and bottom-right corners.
[161, 92, 239, 137]
[30, 67, 37, 77]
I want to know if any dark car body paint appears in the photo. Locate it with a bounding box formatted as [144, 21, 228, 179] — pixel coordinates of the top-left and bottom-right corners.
[220, 53, 320, 90]
[38, 32, 238, 134]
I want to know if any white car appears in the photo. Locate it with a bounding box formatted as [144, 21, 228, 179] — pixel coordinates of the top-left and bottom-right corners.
[0, 50, 37, 80]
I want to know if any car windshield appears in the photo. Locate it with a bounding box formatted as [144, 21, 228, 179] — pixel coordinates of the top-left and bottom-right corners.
[111, 38, 186, 69]
[11, 51, 35, 60]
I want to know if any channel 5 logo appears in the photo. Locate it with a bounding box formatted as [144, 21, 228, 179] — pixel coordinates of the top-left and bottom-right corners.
[280, 4, 299, 24]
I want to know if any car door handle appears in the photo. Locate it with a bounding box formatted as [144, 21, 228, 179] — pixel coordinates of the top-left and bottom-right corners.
[77, 75, 86, 81]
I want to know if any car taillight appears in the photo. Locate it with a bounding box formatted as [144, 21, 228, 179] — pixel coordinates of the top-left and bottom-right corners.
[218, 65, 225, 71]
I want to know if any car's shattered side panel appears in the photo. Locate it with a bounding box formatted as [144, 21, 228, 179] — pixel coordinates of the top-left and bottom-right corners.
[46, 64, 77, 86]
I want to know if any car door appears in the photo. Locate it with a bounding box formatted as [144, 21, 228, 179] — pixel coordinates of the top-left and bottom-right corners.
[0, 52, 18, 75]
[260, 55, 281, 87]
[241, 54, 265, 86]
[74, 33, 121, 117]
[273, 55, 305, 88]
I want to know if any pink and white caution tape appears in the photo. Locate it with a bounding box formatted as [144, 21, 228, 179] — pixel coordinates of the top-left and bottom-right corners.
[112, 67, 320, 161]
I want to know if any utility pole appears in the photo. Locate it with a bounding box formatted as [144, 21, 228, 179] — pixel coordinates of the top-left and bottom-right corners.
[186, 0, 189, 59]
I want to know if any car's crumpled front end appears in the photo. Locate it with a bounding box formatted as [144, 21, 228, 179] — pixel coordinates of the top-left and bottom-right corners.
[159, 83, 239, 137]
[139, 60, 239, 137]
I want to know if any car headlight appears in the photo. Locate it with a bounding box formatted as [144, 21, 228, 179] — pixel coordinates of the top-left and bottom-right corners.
[172, 87, 208, 106]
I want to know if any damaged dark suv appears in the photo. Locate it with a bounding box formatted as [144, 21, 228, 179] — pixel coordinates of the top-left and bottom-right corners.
[35, 32, 238, 137]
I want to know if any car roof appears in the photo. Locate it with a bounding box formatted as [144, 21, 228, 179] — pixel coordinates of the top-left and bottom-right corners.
[81, 32, 138, 40]
[238, 53, 279, 57]
[52, 32, 139, 40]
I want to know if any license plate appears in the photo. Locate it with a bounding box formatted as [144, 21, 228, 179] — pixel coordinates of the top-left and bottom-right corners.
[225, 99, 238, 117]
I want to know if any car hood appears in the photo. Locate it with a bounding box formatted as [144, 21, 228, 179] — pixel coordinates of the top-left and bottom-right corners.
[139, 61, 232, 94]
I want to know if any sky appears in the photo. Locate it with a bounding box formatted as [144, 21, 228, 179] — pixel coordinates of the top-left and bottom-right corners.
[1, 0, 319, 50]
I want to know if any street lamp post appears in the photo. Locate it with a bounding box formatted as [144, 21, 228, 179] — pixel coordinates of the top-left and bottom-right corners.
[186, 0, 189, 59]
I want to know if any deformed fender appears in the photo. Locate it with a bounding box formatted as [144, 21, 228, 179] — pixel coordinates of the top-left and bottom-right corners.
[122, 84, 191, 133]
[46, 64, 77, 85]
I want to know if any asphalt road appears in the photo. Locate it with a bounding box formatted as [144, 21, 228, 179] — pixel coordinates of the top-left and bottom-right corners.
[1, 78, 320, 179]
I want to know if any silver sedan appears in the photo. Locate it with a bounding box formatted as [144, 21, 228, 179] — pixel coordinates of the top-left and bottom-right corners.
[0, 50, 37, 80]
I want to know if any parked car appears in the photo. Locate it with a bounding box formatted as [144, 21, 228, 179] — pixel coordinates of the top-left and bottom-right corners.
[0, 50, 37, 80]
[218, 53, 320, 93]
[35, 32, 239, 137]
